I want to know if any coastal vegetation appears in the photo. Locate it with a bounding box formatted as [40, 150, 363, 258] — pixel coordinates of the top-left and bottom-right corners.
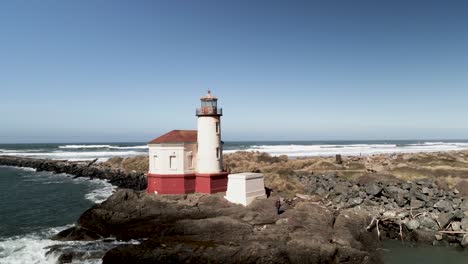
[101, 150, 468, 197]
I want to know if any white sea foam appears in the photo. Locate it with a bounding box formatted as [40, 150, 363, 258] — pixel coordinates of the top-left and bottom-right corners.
[12, 168, 115, 204]
[0, 226, 140, 264]
[0, 226, 68, 264]
[224, 142, 468, 157]
[58, 144, 148, 150]
[82, 179, 116, 204]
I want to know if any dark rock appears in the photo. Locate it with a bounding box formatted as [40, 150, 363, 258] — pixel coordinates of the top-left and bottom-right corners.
[410, 199, 425, 209]
[60, 189, 384, 264]
[365, 183, 382, 196]
[462, 234, 468, 248]
[52, 227, 103, 241]
[410, 229, 436, 244]
[437, 213, 453, 228]
[334, 182, 350, 195]
[419, 216, 439, 231]
[434, 200, 452, 213]
[401, 183, 411, 190]
[416, 179, 433, 186]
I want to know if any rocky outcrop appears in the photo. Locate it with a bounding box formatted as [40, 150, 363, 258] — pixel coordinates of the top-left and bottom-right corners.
[54, 189, 383, 264]
[297, 173, 468, 247]
[0, 156, 146, 190]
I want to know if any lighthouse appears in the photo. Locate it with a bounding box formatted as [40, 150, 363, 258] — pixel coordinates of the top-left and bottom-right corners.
[195, 91, 229, 193]
[147, 90, 228, 195]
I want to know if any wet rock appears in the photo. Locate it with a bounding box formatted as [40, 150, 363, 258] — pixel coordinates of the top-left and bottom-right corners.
[419, 216, 439, 231]
[411, 229, 435, 244]
[52, 227, 103, 241]
[462, 234, 468, 248]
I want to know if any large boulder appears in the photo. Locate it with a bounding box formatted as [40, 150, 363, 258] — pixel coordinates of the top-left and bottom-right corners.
[55, 189, 384, 264]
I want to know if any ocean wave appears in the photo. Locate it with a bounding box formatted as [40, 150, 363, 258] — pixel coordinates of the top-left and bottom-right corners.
[82, 179, 116, 204]
[0, 226, 139, 264]
[224, 142, 468, 157]
[12, 168, 115, 204]
[0, 226, 68, 264]
[58, 144, 148, 150]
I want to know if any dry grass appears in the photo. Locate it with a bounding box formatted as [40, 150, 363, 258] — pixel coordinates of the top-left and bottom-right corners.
[102, 150, 468, 195]
[103, 156, 148, 174]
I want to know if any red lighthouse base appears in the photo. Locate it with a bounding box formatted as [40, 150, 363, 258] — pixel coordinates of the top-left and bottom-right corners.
[147, 173, 196, 194]
[195, 172, 229, 194]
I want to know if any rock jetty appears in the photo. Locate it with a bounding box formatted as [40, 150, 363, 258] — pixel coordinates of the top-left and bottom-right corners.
[0, 156, 146, 190]
[297, 173, 468, 247]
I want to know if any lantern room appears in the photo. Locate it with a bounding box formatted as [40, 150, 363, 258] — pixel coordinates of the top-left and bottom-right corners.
[196, 90, 222, 116]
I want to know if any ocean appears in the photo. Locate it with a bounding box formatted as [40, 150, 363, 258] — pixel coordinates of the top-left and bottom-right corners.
[1, 140, 468, 161]
[1, 140, 468, 263]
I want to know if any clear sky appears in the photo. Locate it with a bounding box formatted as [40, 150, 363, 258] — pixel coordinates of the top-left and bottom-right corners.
[1, 0, 468, 143]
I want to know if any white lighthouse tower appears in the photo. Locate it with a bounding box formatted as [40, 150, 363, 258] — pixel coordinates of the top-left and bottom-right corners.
[196, 90, 223, 173]
[195, 90, 228, 193]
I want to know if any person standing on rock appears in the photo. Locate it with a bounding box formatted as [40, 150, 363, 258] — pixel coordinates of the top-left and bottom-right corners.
[275, 198, 281, 215]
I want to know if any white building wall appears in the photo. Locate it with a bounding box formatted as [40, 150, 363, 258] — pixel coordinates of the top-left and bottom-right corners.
[148, 143, 196, 175]
[197, 116, 222, 173]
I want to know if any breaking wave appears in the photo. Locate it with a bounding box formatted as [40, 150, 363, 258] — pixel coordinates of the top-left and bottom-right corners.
[224, 142, 468, 157]
[0, 227, 139, 264]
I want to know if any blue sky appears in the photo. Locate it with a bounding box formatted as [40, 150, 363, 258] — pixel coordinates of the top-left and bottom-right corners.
[1, 0, 468, 143]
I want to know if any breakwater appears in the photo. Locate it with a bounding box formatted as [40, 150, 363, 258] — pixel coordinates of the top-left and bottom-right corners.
[297, 173, 468, 247]
[0, 156, 146, 190]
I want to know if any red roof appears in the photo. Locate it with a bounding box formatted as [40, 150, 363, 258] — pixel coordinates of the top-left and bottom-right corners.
[148, 130, 197, 144]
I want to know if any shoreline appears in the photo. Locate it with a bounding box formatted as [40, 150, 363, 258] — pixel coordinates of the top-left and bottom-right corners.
[0, 156, 146, 190]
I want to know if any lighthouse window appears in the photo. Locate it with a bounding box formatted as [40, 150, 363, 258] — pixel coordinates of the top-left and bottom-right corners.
[169, 154, 176, 169]
[215, 122, 219, 134]
[216, 147, 220, 160]
[188, 153, 193, 169]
